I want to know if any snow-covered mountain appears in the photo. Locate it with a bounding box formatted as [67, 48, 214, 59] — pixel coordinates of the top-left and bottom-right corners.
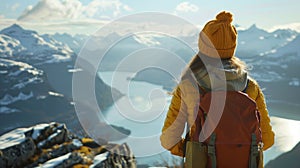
[0, 58, 77, 133]
[0, 24, 74, 65]
[0, 57, 124, 136]
[0, 25, 124, 135]
[0, 34, 25, 57]
[236, 24, 298, 57]
[269, 34, 300, 59]
[51, 33, 89, 54]
[0, 58, 44, 110]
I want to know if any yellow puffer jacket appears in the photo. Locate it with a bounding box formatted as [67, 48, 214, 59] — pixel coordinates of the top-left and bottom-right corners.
[160, 78, 275, 157]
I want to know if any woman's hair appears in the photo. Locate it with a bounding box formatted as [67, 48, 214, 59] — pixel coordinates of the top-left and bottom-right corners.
[180, 52, 247, 81]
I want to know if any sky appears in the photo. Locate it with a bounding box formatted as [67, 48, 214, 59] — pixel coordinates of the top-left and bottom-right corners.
[0, 0, 300, 35]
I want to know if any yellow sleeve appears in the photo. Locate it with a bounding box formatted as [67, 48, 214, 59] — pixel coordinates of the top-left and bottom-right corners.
[160, 85, 187, 157]
[255, 85, 275, 150]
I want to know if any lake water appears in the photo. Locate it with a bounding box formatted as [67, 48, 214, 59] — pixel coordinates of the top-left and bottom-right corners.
[98, 71, 300, 166]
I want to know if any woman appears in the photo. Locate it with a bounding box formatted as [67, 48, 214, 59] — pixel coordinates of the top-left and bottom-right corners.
[160, 11, 275, 165]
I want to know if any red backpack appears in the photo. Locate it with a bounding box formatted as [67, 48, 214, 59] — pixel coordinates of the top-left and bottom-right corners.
[185, 84, 263, 168]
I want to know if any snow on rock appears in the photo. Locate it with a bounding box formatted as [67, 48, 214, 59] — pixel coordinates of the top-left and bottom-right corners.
[0, 106, 20, 114]
[0, 127, 31, 150]
[48, 91, 64, 97]
[72, 139, 83, 148]
[0, 34, 25, 57]
[90, 152, 109, 168]
[11, 76, 43, 89]
[0, 127, 36, 167]
[0, 58, 43, 76]
[31, 123, 54, 140]
[35, 152, 73, 168]
[0, 91, 33, 105]
[0, 122, 136, 167]
[0, 58, 44, 97]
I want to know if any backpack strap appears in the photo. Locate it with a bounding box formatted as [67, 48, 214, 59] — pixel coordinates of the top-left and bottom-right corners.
[196, 83, 207, 96]
[208, 133, 217, 168]
[242, 79, 249, 93]
[183, 123, 190, 157]
[249, 133, 259, 168]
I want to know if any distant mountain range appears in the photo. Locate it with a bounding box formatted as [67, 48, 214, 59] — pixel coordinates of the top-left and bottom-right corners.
[0, 24, 123, 135]
[236, 24, 298, 57]
[0, 22, 299, 136]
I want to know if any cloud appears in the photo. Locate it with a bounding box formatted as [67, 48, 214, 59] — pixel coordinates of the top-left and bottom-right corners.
[17, 0, 132, 21]
[270, 22, 300, 32]
[11, 3, 20, 11]
[175, 2, 199, 13]
[123, 5, 133, 12]
[85, 0, 129, 17]
[18, 0, 85, 21]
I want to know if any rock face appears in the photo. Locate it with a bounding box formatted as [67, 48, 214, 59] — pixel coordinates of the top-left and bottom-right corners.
[265, 142, 300, 168]
[0, 122, 136, 168]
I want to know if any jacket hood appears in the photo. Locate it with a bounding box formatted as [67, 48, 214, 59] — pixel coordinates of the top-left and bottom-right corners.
[193, 59, 248, 91]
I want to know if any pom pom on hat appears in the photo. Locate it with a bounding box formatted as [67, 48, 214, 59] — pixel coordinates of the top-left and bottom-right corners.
[216, 11, 233, 23]
[198, 11, 237, 59]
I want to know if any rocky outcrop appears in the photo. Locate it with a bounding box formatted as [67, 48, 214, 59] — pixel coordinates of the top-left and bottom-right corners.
[0, 122, 136, 168]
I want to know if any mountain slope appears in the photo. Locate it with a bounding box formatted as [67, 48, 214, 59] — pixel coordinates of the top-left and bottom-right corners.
[51, 33, 89, 54]
[265, 142, 300, 168]
[0, 24, 74, 64]
[236, 24, 298, 57]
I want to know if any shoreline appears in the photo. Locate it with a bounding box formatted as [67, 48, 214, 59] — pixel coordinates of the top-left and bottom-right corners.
[267, 101, 300, 120]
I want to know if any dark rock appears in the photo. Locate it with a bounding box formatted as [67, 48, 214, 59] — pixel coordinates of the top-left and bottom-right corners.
[0, 128, 36, 167]
[36, 152, 84, 168]
[90, 143, 136, 168]
[26, 139, 83, 167]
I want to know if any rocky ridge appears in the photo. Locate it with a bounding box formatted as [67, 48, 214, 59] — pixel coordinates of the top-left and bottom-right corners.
[0, 122, 136, 168]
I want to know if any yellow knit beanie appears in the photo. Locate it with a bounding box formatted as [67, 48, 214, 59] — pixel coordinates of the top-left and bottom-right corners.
[198, 11, 237, 59]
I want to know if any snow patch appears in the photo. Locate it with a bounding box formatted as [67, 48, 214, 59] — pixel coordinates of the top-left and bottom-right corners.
[41, 54, 71, 64]
[37, 129, 62, 148]
[133, 34, 161, 47]
[287, 35, 297, 42]
[68, 68, 82, 73]
[12, 77, 43, 89]
[35, 152, 72, 168]
[72, 139, 83, 148]
[0, 58, 42, 76]
[31, 123, 50, 140]
[48, 91, 64, 97]
[0, 106, 20, 114]
[0, 127, 31, 150]
[0, 91, 34, 105]
[289, 78, 299, 86]
[37, 95, 47, 100]
[90, 152, 109, 168]
[0, 70, 8, 74]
